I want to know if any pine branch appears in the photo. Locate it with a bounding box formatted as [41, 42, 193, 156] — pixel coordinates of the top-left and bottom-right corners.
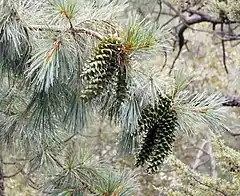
[29, 24, 103, 40]
[93, 169, 139, 196]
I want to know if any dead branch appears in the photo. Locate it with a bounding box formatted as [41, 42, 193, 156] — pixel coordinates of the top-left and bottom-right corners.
[223, 95, 240, 107]
[160, 1, 240, 74]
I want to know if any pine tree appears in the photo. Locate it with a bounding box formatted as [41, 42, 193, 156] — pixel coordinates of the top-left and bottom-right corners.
[0, 0, 233, 195]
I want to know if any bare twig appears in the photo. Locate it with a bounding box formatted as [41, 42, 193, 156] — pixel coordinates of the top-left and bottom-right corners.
[189, 173, 227, 196]
[161, 47, 168, 70]
[225, 129, 240, 137]
[160, 15, 178, 29]
[160, 2, 239, 73]
[3, 167, 24, 178]
[156, 0, 162, 23]
[222, 95, 240, 107]
[220, 23, 228, 73]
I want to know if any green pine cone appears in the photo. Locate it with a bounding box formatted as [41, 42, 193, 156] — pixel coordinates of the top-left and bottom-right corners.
[135, 95, 177, 172]
[146, 111, 177, 173]
[112, 67, 129, 109]
[115, 68, 128, 103]
[135, 125, 159, 167]
[99, 66, 129, 122]
[80, 36, 123, 101]
[135, 105, 160, 166]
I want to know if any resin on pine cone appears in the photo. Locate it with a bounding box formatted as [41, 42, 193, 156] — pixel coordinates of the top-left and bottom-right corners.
[80, 35, 128, 102]
[135, 95, 177, 173]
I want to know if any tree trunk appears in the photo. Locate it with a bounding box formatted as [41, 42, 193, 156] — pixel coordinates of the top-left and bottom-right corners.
[0, 153, 4, 196]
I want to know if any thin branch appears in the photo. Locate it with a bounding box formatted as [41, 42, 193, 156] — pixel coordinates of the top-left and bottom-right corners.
[2, 162, 16, 165]
[191, 140, 208, 170]
[161, 47, 168, 70]
[190, 173, 228, 196]
[161, 2, 239, 73]
[169, 14, 220, 73]
[221, 23, 228, 74]
[160, 15, 178, 29]
[3, 167, 24, 178]
[176, 158, 228, 196]
[222, 95, 240, 107]
[155, 0, 162, 23]
[74, 28, 103, 40]
[48, 153, 64, 169]
[79, 133, 99, 138]
[161, 0, 179, 15]
[29, 25, 103, 40]
[225, 129, 240, 137]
